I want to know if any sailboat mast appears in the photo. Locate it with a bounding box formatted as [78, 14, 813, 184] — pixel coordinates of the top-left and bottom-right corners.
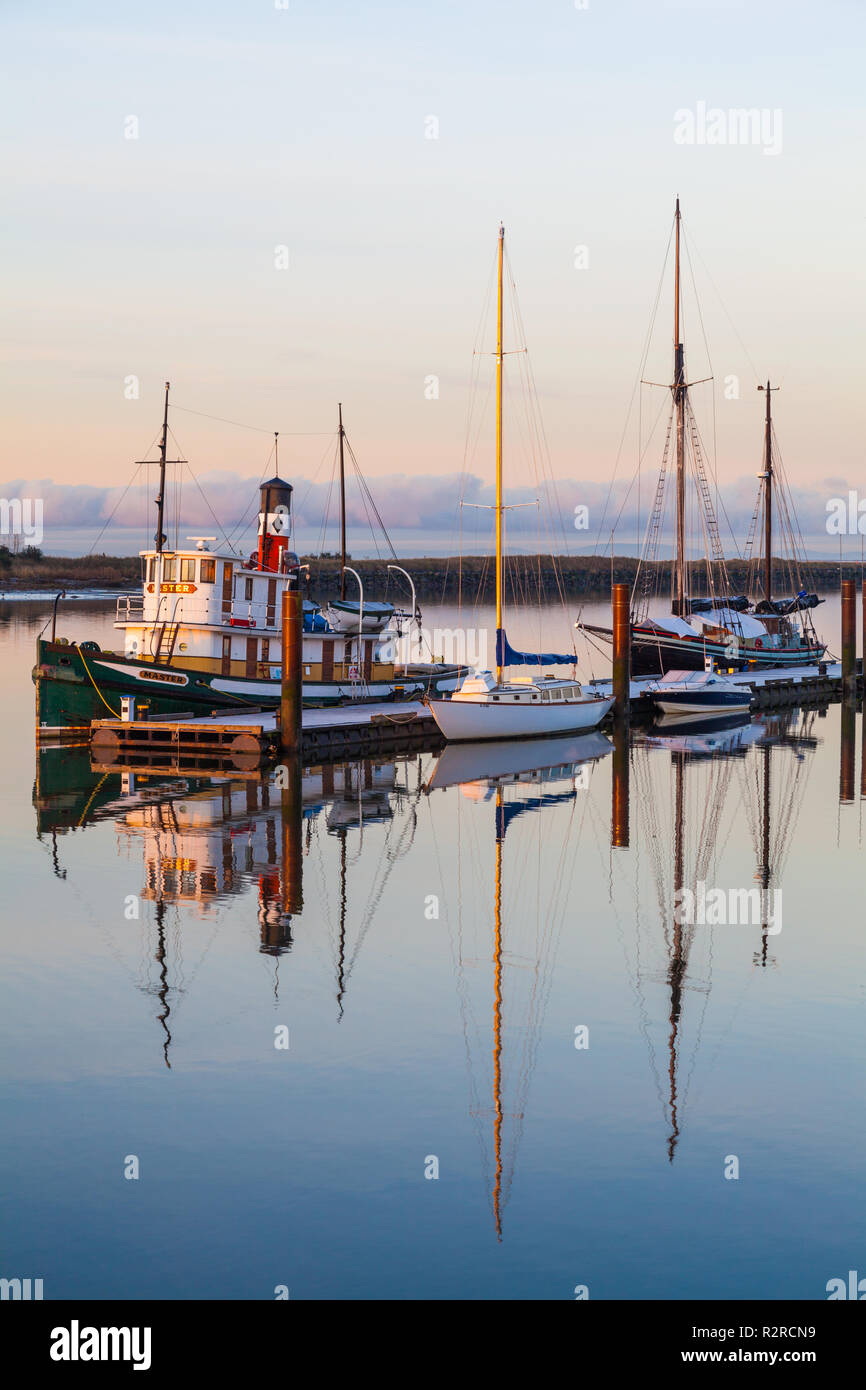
[763, 380, 773, 601]
[154, 380, 170, 554]
[673, 202, 687, 614]
[338, 403, 347, 601]
[495, 224, 505, 683]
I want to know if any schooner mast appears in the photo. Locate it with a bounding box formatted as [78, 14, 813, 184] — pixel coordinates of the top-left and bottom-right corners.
[757, 381, 779, 600]
[673, 200, 687, 615]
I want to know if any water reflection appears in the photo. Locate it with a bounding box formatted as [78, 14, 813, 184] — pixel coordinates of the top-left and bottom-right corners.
[626, 708, 821, 1160]
[30, 705, 848, 1234]
[425, 732, 614, 1238]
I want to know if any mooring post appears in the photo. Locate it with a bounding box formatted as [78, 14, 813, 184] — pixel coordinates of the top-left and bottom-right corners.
[612, 581, 631, 720]
[280, 581, 303, 754]
[841, 578, 856, 696]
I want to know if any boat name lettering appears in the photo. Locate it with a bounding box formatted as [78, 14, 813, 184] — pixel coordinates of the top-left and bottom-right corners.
[160, 582, 197, 594]
[139, 669, 188, 685]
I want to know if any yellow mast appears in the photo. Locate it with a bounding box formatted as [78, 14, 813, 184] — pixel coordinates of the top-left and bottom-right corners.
[495, 223, 505, 684]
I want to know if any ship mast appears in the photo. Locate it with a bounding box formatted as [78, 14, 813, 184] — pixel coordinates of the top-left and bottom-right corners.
[338, 403, 347, 601]
[495, 224, 505, 683]
[758, 381, 778, 600]
[673, 202, 687, 614]
[154, 380, 170, 553]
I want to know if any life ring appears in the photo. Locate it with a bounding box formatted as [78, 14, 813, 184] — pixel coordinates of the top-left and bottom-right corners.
[755, 638, 763, 649]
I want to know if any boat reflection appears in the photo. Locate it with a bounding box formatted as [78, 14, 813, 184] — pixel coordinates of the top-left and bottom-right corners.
[425, 731, 613, 1238]
[31, 705, 828, 1204]
[33, 745, 424, 1062]
[622, 707, 820, 1159]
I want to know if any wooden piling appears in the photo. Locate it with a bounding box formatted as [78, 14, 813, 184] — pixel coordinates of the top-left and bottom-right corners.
[280, 583, 303, 753]
[612, 582, 631, 720]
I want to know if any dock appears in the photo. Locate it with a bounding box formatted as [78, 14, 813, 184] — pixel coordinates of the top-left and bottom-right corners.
[84, 658, 864, 774]
[90, 700, 441, 771]
[587, 660, 858, 714]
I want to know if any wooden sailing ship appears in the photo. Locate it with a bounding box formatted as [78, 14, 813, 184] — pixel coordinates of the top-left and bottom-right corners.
[579, 201, 826, 676]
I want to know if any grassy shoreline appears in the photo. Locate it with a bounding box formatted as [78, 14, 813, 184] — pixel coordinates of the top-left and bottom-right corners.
[1, 551, 857, 600]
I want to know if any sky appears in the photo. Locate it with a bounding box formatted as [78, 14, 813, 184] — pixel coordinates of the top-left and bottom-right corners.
[2, 0, 864, 558]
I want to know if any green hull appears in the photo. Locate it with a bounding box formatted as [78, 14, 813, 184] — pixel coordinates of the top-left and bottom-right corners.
[34, 639, 464, 733]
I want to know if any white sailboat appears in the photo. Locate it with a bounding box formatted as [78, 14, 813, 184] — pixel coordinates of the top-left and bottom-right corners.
[428, 225, 614, 743]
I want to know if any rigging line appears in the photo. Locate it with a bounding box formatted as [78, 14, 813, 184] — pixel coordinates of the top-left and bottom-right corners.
[593, 217, 676, 554]
[344, 435, 399, 562]
[86, 462, 146, 556]
[177, 455, 241, 556]
[452, 247, 498, 596]
[681, 224, 714, 383]
[686, 239, 762, 386]
[170, 402, 331, 435]
[609, 390, 673, 538]
[294, 430, 342, 515]
[315, 444, 339, 560]
[223, 438, 278, 548]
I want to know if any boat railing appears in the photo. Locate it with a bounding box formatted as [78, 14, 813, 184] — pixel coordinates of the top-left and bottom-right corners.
[115, 594, 145, 622]
[225, 597, 282, 630]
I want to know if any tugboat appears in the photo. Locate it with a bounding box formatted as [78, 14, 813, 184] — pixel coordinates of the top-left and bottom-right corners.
[33, 385, 467, 735]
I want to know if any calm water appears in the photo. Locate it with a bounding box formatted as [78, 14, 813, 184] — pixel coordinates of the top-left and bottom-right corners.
[1, 596, 864, 1300]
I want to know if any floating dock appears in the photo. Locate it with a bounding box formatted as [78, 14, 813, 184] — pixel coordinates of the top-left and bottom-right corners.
[587, 660, 858, 713]
[85, 660, 864, 774]
[90, 700, 441, 771]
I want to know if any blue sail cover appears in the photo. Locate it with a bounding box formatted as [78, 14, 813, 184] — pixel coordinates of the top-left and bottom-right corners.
[496, 791, 577, 841]
[495, 627, 576, 668]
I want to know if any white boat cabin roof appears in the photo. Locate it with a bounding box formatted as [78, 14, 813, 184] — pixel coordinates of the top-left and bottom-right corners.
[657, 669, 733, 687]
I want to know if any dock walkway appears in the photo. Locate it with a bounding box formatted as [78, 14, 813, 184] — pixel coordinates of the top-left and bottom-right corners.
[88, 662, 860, 772]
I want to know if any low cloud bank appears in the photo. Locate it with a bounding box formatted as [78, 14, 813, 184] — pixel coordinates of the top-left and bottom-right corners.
[1, 471, 860, 555]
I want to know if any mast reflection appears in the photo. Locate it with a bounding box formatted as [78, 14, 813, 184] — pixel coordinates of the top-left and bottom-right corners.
[426, 732, 612, 1237]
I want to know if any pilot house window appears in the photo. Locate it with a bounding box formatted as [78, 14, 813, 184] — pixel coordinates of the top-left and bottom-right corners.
[200, 558, 215, 584]
[244, 577, 254, 601]
[180, 558, 196, 582]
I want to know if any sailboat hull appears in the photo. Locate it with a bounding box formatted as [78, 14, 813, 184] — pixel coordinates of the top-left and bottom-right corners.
[428, 694, 614, 742]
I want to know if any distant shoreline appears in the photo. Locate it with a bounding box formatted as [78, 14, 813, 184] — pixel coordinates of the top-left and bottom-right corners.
[1, 552, 860, 601]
